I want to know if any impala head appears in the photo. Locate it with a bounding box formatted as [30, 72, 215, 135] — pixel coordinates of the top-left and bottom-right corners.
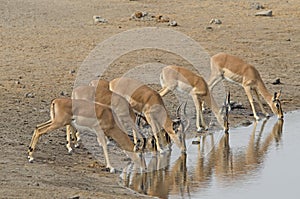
[270, 90, 283, 119]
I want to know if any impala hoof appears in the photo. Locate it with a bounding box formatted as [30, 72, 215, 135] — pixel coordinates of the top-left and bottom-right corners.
[197, 127, 207, 133]
[28, 157, 34, 163]
[109, 168, 116, 173]
[68, 148, 73, 154]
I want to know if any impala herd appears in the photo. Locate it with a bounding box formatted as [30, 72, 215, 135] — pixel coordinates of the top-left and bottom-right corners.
[27, 52, 284, 173]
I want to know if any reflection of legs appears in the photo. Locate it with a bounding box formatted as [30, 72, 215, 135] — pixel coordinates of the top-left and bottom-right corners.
[191, 93, 207, 131]
[253, 88, 269, 117]
[144, 109, 165, 153]
[95, 128, 114, 173]
[244, 86, 259, 120]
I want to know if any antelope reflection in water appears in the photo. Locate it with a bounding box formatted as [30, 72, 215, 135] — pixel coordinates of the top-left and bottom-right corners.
[120, 118, 284, 198]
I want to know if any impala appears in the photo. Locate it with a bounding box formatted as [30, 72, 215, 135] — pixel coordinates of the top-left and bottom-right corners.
[71, 80, 145, 151]
[159, 65, 225, 132]
[208, 52, 283, 120]
[109, 77, 186, 154]
[28, 98, 156, 172]
[64, 79, 110, 152]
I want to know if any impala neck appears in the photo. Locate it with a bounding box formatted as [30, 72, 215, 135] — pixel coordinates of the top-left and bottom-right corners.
[257, 80, 273, 105]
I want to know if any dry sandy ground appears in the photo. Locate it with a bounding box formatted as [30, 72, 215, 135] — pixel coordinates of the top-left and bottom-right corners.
[0, 0, 299, 198]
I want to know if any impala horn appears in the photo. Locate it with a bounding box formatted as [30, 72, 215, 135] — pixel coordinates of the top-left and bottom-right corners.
[175, 101, 190, 132]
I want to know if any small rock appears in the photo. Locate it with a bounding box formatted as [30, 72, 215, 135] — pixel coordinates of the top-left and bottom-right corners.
[69, 69, 76, 74]
[241, 120, 252, 126]
[251, 2, 265, 10]
[157, 15, 170, 22]
[192, 140, 200, 145]
[255, 10, 272, 16]
[93, 16, 108, 24]
[168, 20, 177, 27]
[15, 80, 21, 85]
[25, 92, 35, 98]
[272, 78, 282, 85]
[210, 18, 222, 24]
[205, 26, 213, 31]
[230, 101, 245, 110]
[130, 11, 148, 20]
[60, 91, 66, 96]
[69, 196, 80, 199]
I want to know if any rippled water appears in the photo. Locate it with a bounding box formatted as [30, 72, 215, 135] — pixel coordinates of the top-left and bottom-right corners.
[120, 111, 300, 199]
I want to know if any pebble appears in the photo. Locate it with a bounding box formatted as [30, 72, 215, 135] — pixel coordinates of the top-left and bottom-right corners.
[272, 78, 282, 85]
[168, 20, 177, 27]
[93, 16, 108, 24]
[255, 10, 272, 16]
[69, 69, 76, 74]
[210, 18, 222, 24]
[251, 2, 264, 10]
[25, 92, 35, 98]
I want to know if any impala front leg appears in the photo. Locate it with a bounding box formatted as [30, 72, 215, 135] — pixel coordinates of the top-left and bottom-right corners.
[253, 88, 269, 117]
[244, 86, 260, 120]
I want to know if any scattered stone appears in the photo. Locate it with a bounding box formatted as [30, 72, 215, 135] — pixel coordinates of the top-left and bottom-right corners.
[130, 11, 148, 20]
[15, 80, 21, 85]
[286, 38, 291, 41]
[230, 101, 245, 110]
[156, 15, 170, 23]
[251, 2, 265, 10]
[241, 120, 252, 126]
[168, 20, 177, 27]
[93, 16, 108, 24]
[272, 78, 282, 85]
[192, 140, 200, 145]
[60, 91, 67, 96]
[210, 18, 222, 24]
[205, 26, 213, 31]
[255, 10, 272, 16]
[25, 92, 35, 98]
[69, 196, 80, 199]
[69, 69, 76, 74]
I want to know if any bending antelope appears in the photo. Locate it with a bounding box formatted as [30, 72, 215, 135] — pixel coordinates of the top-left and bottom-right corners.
[64, 79, 110, 153]
[71, 79, 145, 151]
[28, 98, 155, 172]
[159, 65, 225, 132]
[109, 77, 186, 154]
[208, 52, 283, 120]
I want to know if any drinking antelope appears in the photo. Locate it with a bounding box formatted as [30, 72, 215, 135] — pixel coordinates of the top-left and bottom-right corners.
[28, 98, 155, 172]
[159, 65, 225, 132]
[109, 77, 187, 154]
[208, 52, 283, 120]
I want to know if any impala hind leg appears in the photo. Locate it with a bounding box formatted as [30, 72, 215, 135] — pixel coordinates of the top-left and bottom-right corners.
[95, 129, 115, 173]
[191, 93, 207, 132]
[66, 125, 73, 153]
[28, 121, 61, 162]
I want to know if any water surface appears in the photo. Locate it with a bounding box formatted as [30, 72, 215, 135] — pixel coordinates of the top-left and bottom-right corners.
[120, 111, 300, 199]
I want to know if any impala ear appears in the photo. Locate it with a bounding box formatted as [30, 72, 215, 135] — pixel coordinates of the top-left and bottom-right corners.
[276, 89, 282, 99]
[273, 92, 277, 102]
